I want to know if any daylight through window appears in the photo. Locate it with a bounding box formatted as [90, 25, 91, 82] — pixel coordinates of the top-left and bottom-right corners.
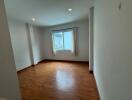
[52, 29, 74, 53]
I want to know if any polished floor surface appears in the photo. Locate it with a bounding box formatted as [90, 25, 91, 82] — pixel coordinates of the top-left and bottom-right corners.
[18, 61, 100, 100]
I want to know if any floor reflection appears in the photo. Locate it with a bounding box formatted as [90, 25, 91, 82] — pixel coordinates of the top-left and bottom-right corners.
[56, 68, 75, 91]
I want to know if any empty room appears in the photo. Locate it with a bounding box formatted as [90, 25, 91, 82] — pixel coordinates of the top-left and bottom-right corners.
[1, 0, 132, 100]
[3, 0, 99, 100]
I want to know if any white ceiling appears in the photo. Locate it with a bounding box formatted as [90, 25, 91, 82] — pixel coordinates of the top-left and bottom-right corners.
[4, 0, 93, 26]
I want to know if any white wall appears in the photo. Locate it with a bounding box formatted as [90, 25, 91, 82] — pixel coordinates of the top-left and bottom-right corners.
[94, 0, 132, 100]
[28, 25, 44, 64]
[8, 19, 32, 71]
[40, 19, 89, 61]
[0, 0, 21, 99]
[7, 19, 43, 71]
[89, 7, 94, 71]
[7, 18, 89, 71]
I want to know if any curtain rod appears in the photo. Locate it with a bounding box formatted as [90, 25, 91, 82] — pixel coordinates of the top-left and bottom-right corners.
[52, 27, 79, 32]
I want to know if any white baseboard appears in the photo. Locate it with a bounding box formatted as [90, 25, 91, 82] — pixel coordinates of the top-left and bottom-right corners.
[16, 59, 89, 72]
[16, 65, 33, 71]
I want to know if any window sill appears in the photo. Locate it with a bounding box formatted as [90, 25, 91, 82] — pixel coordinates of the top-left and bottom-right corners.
[55, 50, 74, 53]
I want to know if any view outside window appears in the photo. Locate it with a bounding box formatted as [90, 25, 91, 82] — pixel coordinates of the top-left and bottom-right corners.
[52, 30, 74, 53]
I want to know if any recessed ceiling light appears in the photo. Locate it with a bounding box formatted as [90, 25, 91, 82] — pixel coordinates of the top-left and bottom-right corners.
[32, 18, 36, 22]
[68, 8, 72, 11]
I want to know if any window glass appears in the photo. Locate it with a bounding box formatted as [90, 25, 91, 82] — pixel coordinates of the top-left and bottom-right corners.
[63, 31, 74, 52]
[52, 29, 74, 53]
[53, 32, 63, 51]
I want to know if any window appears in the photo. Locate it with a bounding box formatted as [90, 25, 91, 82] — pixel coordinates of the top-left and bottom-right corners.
[52, 29, 74, 53]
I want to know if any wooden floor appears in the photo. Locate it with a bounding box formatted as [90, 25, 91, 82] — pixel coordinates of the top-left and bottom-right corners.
[18, 61, 100, 100]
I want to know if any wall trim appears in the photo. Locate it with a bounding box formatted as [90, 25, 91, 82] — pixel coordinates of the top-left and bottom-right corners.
[16, 64, 34, 72]
[17, 59, 90, 72]
[94, 71, 102, 100]
[40, 59, 89, 64]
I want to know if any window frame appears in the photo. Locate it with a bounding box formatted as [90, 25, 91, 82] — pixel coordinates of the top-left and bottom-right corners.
[52, 29, 75, 53]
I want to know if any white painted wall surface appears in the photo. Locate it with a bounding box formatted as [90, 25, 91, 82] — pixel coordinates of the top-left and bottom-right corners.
[28, 25, 44, 64]
[40, 19, 89, 61]
[7, 18, 43, 70]
[8, 19, 32, 71]
[89, 7, 94, 71]
[94, 0, 132, 100]
[0, 0, 21, 99]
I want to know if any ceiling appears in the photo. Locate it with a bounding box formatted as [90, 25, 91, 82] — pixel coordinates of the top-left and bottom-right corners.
[4, 0, 93, 26]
